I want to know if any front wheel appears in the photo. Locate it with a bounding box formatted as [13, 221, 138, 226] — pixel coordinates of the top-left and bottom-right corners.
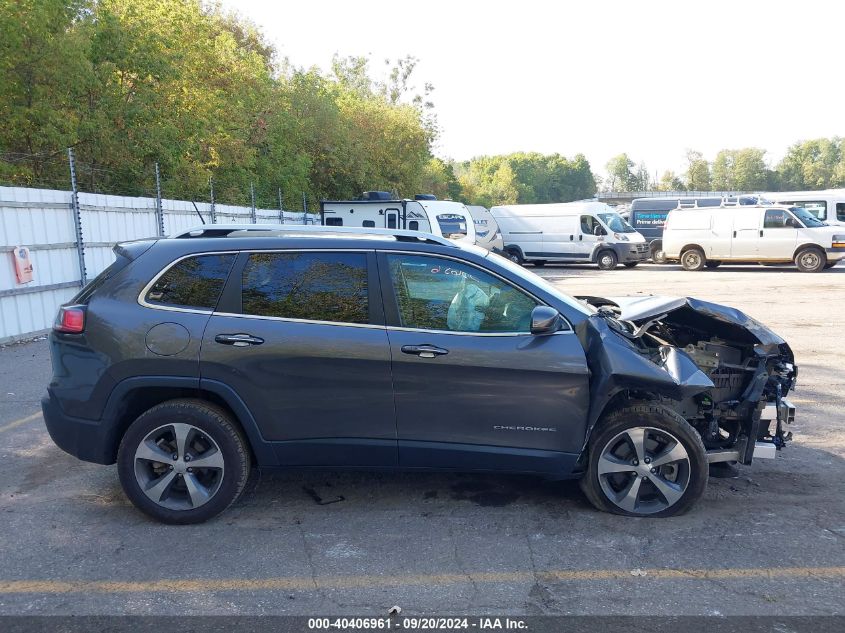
[580, 403, 708, 517]
[795, 246, 826, 272]
[117, 399, 251, 524]
[597, 250, 618, 270]
[504, 248, 523, 265]
[681, 248, 706, 271]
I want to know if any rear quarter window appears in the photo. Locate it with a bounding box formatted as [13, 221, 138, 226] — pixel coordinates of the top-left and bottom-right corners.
[144, 254, 236, 310]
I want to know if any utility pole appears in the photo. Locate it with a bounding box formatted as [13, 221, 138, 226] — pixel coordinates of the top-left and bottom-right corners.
[154, 162, 164, 236]
[250, 182, 256, 223]
[278, 187, 284, 224]
[67, 148, 87, 285]
[209, 177, 216, 224]
[302, 192, 307, 213]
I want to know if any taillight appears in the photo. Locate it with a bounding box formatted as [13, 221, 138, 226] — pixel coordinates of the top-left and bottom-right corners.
[54, 305, 86, 333]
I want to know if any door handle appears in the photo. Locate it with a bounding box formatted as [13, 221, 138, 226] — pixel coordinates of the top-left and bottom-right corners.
[215, 333, 264, 347]
[401, 344, 449, 358]
[733, 231, 737, 238]
[759, 230, 764, 237]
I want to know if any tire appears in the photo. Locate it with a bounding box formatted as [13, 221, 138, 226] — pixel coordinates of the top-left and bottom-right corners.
[117, 399, 251, 524]
[704, 261, 721, 269]
[623, 262, 638, 268]
[596, 250, 618, 270]
[651, 246, 667, 264]
[680, 248, 706, 271]
[794, 246, 826, 272]
[579, 402, 708, 518]
[505, 248, 523, 265]
[532, 260, 546, 268]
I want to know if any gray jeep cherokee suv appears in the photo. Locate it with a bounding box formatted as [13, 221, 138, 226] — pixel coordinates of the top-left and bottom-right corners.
[42, 225, 797, 524]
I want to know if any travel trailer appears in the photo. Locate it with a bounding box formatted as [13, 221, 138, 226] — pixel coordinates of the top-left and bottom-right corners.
[320, 198, 476, 245]
[465, 205, 504, 252]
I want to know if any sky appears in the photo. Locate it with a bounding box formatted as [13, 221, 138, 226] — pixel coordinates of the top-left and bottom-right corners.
[221, 0, 844, 180]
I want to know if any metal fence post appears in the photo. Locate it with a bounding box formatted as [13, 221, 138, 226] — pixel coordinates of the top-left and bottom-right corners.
[154, 162, 164, 236]
[302, 192, 307, 213]
[209, 177, 216, 224]
[250, 182, 256, 223]
[67, 148, 87, 285]
[278, 188, 284, 224]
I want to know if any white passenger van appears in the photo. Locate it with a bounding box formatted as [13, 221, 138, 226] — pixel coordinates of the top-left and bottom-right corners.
[489, 202, 649, 270]
[663, 204, 845, 272]
[320, 197, 476, 245]
[761, 189, 845, 226]
[465, 205, 504, 253]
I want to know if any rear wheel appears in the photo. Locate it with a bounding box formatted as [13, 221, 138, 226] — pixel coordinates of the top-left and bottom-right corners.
[651, 245, 667, 264]
[680, 248, 706, 271]
[795, 246, 826, 273]
[580, 403, 708, 517]
[704, 261, 721, 269]
[117, 399, 251, 524]
[597, 250, 618, 270]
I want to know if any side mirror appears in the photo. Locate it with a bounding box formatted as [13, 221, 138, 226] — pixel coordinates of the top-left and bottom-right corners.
[530, 306, 562, 335]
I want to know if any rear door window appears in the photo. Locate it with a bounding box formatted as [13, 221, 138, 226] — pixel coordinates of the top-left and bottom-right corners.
[145, 254, 236, 310]
[241, 252, 369, 324]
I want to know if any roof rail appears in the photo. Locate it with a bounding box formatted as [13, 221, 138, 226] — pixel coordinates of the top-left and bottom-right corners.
[169, 223, 455, 246]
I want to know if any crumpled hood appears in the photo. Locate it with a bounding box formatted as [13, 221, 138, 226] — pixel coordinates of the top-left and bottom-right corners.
[577, 295, 790, 355]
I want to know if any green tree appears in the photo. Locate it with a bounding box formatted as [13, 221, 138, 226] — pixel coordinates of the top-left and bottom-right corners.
[685, 150, 711, 191]
[605, 153, 636, 191]
[776, 138, 844, 190]
[712, 148, 769, 191]
[658, 170, 685, 191]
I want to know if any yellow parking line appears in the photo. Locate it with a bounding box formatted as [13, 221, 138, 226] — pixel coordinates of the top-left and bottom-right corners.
[0, 566, 842, 594]
[0, 411, 41, 434]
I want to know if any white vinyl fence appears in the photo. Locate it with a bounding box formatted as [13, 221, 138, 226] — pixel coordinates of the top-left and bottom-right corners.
[0, 186, 313, 343]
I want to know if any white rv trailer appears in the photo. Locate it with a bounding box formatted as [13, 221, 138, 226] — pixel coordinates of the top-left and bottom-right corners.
[489, 201, 648, 270]
[760, 189, 845, 225]
[320, 198, 477, 245]
[465, 205, 504, 252]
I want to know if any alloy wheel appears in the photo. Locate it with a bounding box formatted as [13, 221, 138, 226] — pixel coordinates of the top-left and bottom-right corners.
[596, 426, 690, 515]
[133, 423, 225, 511]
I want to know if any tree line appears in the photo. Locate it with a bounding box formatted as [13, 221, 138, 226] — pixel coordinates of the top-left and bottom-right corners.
[2, 1, 840, 211]
[604, 139, 845, 193]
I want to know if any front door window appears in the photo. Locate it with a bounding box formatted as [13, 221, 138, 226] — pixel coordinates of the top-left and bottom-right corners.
[386, 254, 537, 333]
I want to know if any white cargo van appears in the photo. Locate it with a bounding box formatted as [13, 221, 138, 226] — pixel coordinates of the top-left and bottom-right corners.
[465, 205, 504, 253]
[489, 202, 649, 270]
[320, 198, 476, 245]
[760, 189, 845, 226]
[663, 204, 845, 272]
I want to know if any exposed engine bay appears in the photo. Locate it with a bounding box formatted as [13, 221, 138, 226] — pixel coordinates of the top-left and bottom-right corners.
[575, 295, 797, 464]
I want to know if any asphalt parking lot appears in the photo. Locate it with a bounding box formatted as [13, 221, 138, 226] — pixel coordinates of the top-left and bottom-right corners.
[0, 263, 843, 616]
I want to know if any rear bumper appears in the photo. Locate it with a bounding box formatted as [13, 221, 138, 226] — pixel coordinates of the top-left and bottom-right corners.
[41, 391, 116, 465]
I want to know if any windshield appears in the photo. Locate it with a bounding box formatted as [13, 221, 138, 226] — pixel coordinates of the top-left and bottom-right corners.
[436, 213, 468, 238]
[598, 212, 636, 233]
[485, 251, 593, 316]
[791, 206, 827, 228]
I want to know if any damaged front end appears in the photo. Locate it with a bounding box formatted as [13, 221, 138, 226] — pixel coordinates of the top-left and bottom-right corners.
[576, 295, 797, 465]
